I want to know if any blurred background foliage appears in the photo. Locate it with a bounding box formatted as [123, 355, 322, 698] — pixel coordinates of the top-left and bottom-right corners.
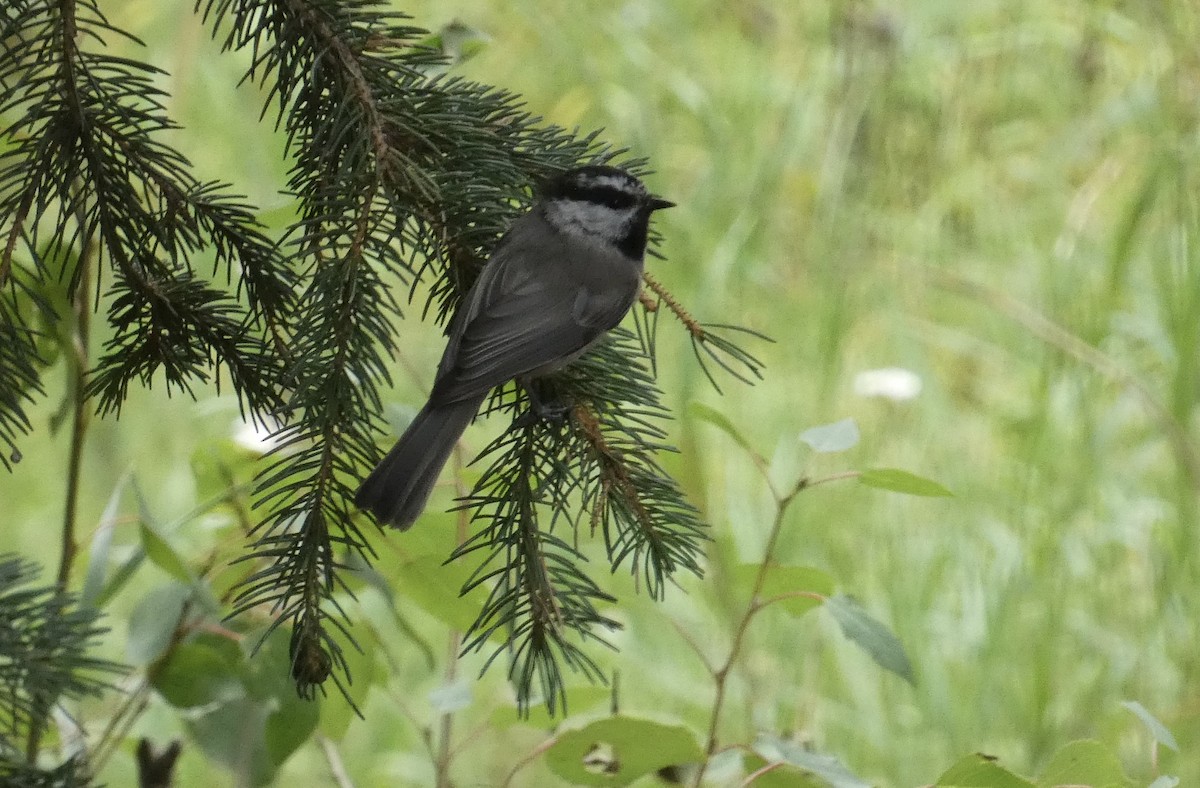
[2, 0, 1198, 785]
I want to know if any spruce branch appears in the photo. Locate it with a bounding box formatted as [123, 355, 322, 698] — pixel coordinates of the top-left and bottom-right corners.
[196, 0, 639, 705]
[0, 301, 40, 471]
[58, 231, 92, 592]
[0, 0, 295, 430]
[561, 332, 708, 596]
[200, 0, 766, 708]
[450, 330, 707, 711]
[2, 0, 768, 711]
[640, 271, 769, 391]
[0, 555, 121, 777]
[0, 758, 96, 788]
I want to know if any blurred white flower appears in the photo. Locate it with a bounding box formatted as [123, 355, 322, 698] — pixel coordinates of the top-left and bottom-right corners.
[232, 415, 284, 454]
[853, 367, 922, 401]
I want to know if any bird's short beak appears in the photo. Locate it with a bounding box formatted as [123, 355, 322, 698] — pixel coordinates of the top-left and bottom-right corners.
[648, 196, 676, 211]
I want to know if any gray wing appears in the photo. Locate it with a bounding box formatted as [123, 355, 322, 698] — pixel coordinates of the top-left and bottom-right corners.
[429, 213, 639, 405]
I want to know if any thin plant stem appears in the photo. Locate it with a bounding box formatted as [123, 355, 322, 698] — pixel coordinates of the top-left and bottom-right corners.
[433, 445, 471, 788]
[91, 568, 231, 774]
[57, 211, 94, 591]
[500, 736, 559, 788]
[689, 469, 849, 787]
[318, 734, 357, 788]
[89, 680, 152, 775]
[738, 760, 784, 786]
[27, 183, 96, 763]
[805, 470, 861, 488]
[434, 629, 460, 788]
[691, 487, 794, 786]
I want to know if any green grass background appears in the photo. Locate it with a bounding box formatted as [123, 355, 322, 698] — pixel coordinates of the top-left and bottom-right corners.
[2, 0, 1198, 785]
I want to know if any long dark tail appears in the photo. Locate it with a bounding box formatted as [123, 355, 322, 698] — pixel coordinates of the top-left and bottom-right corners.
[355, 395, 485, 530]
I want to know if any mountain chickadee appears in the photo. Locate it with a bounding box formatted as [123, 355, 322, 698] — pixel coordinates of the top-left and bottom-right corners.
[355, 165, 674, 529]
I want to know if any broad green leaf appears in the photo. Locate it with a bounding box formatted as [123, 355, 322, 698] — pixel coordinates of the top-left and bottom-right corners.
[1038, 740, 1130, 788]
[742, 754, 824, 788]
[753, 733, 870, 788]
[243, 627, 303, 701]
[240, 627, 320, 769]
[96, 548, 149, 610]
[490, 687, 610, 730]
[151, 640, 244, 708]
[139, 522, 193, 583]
[81, 475, 128, 609]
[1121, 700, 1179, 751]
[264, 688, 320, 767]
[704, 749, 747, 784]
[394, 554, 489, 632]
[859, 468, 953, 497]
[799, 418, 860, 453]
[1148, 778, 1180, 788]
[187, 697, 276, 786]
[826, 594, 915, 685]
[126, 581, 190, 665]
[737, 563, 833, 617]
[691, 401, 755, 454]
[348, 553, 436, 670]
[384, 502, 458, 556]
[545, 716, 702, 786]
[936, 753, 1036, 787]
[319, 634, 375, 740]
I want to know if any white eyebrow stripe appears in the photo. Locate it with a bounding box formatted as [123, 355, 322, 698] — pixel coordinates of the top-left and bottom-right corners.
[581, 174, 640, 192]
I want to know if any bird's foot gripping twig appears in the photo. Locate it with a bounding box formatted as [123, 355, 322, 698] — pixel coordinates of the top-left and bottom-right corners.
[515, 378, 572, 427]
